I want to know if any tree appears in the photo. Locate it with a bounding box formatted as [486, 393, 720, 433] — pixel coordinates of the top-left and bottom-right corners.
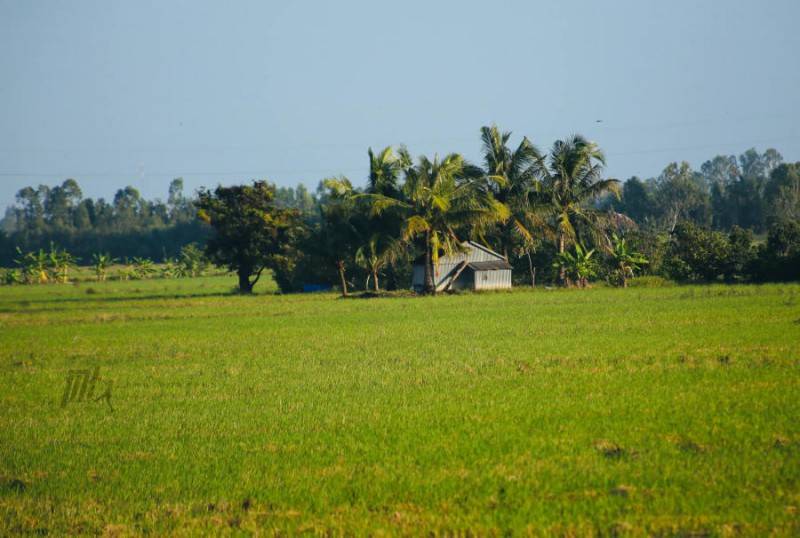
[534, 135, 620, 284]
[15, 186, 47, 235]
[355, 234, 403, 292]
[113, 186, 143, 231]
[316, 177, 361, 297]
[724, 226, 755, 282]
[662, 222, 730, 282]
[749, 220, 800, 282]
[654, 162, 711, 231]
[366, 152, 508, 294]
[478, 125, 544, 285]
[701, 155, 738, 229]
[765, 162, 800, 222]
[196, 181, 304, 293]
[617, 177, 656, 225]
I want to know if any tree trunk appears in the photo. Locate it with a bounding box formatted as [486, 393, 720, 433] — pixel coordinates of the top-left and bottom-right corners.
[526, 250, 536, 288]
[337, 261, 348, 297]
[558, 233, 566, 286]
[237, 267, 253, 293]
[372, 269, 379, 292]
[423, 232, 435, 295]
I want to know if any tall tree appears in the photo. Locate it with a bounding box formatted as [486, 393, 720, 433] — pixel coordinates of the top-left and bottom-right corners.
[477, 125, 544, 284]
[196, 181, 304, 293]
[654, 162, 710, 231]
[765, 162, 800, 222]
[534, 135, 620, 284]
[366, 152, 508, 294]
[317, 177, 362, 297]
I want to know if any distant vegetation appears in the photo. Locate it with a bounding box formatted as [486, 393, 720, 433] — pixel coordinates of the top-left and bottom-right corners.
[2, 126, 798, 291]
[2, 242, 214, 285]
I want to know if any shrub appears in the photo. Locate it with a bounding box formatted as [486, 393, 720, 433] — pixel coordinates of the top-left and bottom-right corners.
[750, 220, 800, 282]
[662, 222, 731, 282]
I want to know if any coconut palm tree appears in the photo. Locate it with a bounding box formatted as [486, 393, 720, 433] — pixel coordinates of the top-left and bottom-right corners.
[367, 152, 509, 294]
[478, 124, 545, 285]
[323, 146, 413, 294]
[367, 146, 408, 198]
[534, 135, 620, 284]
[318, 177, 361, 297]
[355, 233, 403, 292]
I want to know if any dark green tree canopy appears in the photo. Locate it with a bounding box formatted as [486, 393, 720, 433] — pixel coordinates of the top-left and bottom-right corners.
[196, 181, 304, 293]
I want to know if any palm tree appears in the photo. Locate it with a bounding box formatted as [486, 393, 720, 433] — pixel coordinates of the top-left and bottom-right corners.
[318, 177, 361, 297]
[608, 233, 648, 287]
[479, 125, 544, 285]
[367, 146, 408, 198]
[367, 152, 509, 294]
[535, 135, 620, 284]
[354, 234, 403, 292]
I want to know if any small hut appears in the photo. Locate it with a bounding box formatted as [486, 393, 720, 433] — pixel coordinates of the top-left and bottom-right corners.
[411, 241, 512, 292]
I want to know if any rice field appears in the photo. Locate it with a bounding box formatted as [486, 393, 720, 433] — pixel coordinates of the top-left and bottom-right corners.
[1, 276, 799, 535]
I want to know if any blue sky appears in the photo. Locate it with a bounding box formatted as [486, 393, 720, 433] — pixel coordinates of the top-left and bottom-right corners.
[1, 0, 798, 207]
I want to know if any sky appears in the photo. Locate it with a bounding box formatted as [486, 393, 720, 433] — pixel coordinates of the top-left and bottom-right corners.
[1, 0, 799, 208]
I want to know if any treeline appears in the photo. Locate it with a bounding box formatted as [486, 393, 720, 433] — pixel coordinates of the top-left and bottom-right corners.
[2, 126, 799, 291]
[0, 178, 323, 265]
[608, 148, 798, 231]
[0, 178, 210, 264]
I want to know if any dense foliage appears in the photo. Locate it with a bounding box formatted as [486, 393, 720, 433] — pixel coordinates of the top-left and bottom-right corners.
[196, 182, 305, 293]
[2, 127, 799, 291]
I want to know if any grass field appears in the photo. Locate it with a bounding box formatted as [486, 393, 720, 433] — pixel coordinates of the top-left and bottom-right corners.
[1, 276, 799, 535]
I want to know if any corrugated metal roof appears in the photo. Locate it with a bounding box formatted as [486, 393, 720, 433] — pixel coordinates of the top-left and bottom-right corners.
[412, 241, 505, 265]
[467, 260, 513, 271]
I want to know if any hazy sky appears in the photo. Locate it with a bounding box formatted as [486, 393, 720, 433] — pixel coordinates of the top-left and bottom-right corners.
[1, 0, 799, 208]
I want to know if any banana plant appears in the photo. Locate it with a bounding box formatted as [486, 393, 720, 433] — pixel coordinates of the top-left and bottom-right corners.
[161, 259, 186, 279]
[47, 244, 78, 283]
[131, 257, 156, 279]
[608, 233, 648, 287]
[91, 253, 118, 282]
[553, 243, 597, 288]
[178, 243, 207, 277]
[15, 247, 50, 284]
[2, 268, 22, 285]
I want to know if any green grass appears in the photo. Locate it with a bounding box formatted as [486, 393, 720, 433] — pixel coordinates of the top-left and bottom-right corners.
[1, 276, 799, 535]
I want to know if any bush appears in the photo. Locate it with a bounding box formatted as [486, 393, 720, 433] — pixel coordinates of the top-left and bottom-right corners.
[750, 220, 800, 282]
[662, 222, 731, 282]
